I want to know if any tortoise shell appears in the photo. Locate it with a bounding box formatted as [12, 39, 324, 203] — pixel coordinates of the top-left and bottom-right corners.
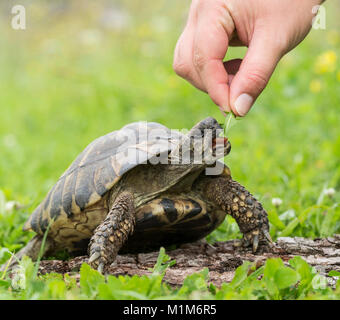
[24, 121, 182, 234]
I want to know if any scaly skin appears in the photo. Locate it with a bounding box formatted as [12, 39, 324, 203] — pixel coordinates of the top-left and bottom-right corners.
[205, 176, 271, 252]
[88, 192, 135, 273]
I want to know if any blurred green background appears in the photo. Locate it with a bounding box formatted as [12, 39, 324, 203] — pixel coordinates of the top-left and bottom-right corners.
[0, 0, 339, 251]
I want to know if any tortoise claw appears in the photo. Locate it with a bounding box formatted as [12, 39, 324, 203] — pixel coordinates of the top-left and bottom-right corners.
[264, 230, 273, 243]
[242, 235, 251, 248]
[242, 226, 272, 253]
[97, 263, 104, 274]
[252, 234, 259, 253]
[88, 252, 106, 274]
[88, 252, 100, 264]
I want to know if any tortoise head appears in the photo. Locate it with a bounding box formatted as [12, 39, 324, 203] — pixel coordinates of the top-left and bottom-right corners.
[188, 117, 231, 164]
[170, 117, 231, 166]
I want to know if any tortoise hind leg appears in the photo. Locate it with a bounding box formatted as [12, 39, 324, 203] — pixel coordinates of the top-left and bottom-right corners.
[0, 235, 54, 272]
[88, 191, 135, 273]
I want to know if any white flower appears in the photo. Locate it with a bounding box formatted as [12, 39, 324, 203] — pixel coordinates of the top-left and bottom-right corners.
[11, 266, 26, 290]
[5, 201, 20, 213]
[324, 188, 336, 198]
[272, 197, 283, 208]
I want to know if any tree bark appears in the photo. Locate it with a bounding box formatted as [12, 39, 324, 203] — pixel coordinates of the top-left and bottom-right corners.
[39, 235, 340, 287]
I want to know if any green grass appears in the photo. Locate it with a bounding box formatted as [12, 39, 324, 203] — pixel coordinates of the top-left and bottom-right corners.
[1, 247, 339, 300]
[0, 0, 340, 299]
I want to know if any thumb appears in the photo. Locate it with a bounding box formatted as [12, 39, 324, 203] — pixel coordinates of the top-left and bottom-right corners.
[229, 32, 284, 117]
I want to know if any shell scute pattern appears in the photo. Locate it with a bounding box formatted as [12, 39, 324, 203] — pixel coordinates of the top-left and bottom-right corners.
[24, 122, 182, 234]
[61, 171, 78, 218]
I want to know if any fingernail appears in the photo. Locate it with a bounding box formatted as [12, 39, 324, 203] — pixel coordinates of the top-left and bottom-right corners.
[234, 93, 253, 116]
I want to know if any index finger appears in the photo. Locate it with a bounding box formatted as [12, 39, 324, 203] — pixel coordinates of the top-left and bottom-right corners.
[193, 7, 234, 111]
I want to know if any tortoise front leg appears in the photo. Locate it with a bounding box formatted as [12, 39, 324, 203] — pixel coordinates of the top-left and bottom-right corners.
[88, 192, 135, 273]
[205, 177, 272, 252]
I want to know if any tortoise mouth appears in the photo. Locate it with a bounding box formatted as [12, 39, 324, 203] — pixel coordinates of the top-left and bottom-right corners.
[212, 137, 230, 157]
[212, 137, 228, 148]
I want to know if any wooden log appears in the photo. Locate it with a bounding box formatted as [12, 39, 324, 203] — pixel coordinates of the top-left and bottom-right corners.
[38, 235, 340, 287]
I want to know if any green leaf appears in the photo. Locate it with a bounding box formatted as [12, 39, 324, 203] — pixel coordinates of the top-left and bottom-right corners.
[178, 268, 210, 296]
[230, 261, 251, 289]
[0, 279, 10, 289]
[46, 279, 67, 299]
[289, 256, 313, 280]
[107, 289, 148, 300]
[263, 258, 285, 299]
[79, 263, 105, 298]
[268, 210, 286, 230]
[223, 112, 239, 136]
[298, 205, 328, 223]
[274, 266, 299, 289]
[328, 270, 340, 277]
[151, 247, 176, 276]
[279, 218, 299, 237]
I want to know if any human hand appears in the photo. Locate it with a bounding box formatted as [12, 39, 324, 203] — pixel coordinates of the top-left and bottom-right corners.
[173, 0, 323, 116]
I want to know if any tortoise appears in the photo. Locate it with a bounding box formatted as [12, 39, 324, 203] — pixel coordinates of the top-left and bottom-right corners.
[4, 117, 271, 273]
